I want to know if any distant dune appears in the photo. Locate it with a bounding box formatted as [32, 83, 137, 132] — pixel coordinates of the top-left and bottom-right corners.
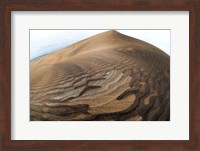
[30, 30, 170, 121]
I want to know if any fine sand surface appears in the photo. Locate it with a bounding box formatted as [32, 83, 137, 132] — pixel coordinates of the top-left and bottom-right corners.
[30, 30, 170, 121]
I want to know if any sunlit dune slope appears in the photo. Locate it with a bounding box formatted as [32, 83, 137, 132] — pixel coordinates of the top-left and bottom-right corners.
[30, 30, 170, 121]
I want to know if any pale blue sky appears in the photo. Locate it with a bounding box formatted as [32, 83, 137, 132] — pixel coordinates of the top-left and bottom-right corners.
[30, 30, 170, 60]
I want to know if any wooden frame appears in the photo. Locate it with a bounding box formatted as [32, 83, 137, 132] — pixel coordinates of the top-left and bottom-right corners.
[0, 0, 199, 150]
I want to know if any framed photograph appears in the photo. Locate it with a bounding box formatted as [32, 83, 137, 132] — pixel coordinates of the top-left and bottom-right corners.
[0, 0, 200, 150]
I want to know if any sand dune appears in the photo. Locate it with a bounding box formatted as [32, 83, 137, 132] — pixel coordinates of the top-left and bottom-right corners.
[30, 30, 170, 121]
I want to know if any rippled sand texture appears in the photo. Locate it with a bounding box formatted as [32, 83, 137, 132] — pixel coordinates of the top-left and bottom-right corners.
[30, 30, 170, 121]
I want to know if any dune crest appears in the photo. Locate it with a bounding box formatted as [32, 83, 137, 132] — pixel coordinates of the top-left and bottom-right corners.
[30, 30, 170, 121]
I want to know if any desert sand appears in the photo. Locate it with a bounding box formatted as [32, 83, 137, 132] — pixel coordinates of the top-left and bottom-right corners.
[30, 30, 170, 121]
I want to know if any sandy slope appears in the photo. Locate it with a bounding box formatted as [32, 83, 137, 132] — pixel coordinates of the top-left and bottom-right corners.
[30, 30, 170, 121]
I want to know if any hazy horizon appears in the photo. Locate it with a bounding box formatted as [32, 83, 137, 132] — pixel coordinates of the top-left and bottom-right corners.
[30, 30, 170, 60]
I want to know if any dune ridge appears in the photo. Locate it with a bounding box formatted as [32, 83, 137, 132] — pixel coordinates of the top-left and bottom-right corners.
[30, 30, 170, 121]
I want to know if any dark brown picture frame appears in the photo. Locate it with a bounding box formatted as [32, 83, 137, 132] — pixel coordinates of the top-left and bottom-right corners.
[0, 0, 200, 150]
